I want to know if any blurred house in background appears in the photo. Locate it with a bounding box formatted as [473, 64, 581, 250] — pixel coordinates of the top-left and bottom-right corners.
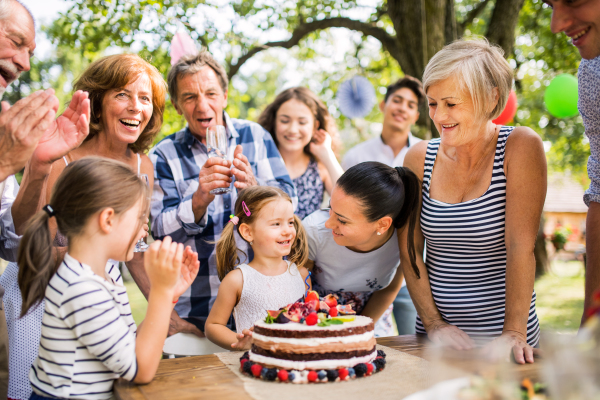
[544, 173, 587, 257]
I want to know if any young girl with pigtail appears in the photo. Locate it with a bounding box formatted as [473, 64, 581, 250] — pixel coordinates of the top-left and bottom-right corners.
[18, 157, 199, 400]
[205, 186, 311, 351]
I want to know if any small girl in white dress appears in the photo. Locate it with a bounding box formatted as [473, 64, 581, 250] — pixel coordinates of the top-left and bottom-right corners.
[205, 186, 311, 351]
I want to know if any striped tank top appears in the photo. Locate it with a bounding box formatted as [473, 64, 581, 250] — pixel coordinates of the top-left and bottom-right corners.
[416, 126, 540, 346]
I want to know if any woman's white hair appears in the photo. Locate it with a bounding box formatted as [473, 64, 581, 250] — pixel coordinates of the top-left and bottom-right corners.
[422, 38, 513, 120]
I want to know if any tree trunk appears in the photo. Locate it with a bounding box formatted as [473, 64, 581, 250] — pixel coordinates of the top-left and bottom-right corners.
[486, 0, 527, 57]
[535, 214, 549, 278]
[387, 0, 427, 78]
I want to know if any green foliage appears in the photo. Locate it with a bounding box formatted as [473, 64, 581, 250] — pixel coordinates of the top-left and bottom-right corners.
[10, 0, 588, 174]
[511, 0, 588, 178]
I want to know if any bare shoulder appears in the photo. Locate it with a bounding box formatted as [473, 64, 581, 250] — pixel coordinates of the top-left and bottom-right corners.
[506, 126, 543, 149]
[47, 156, 69, 195]
[505, 126, 545, 166]
[138, 153, 155, 183]
[139, 153, 154, 172]
[221, 268, 244, 290]
[297, 265, 310, 279]
[316, 161, 329, 179]
[504, 126, 546, 185]
[404, 140, 430, 180]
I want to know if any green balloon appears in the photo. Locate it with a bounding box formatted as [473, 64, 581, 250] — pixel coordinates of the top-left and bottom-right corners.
[544, 74, 579, 118]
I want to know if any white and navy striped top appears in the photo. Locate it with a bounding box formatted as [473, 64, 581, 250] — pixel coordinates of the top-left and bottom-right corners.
[416, 126, 540, 346]
[29, 253, 138, 399]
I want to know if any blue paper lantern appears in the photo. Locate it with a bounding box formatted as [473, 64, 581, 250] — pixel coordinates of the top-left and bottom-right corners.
[337, 76, 376, 119]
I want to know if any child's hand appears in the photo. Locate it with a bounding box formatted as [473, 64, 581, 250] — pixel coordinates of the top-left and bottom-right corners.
[145, 236, 183, 294]
[231, 327, 254, 350]
[172, 246, 200, 302]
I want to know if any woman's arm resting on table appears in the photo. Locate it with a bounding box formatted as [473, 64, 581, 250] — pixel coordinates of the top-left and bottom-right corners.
[484, 127, 546, 364]
[205, 269, 251, 351]
[399, 144, 474, 350]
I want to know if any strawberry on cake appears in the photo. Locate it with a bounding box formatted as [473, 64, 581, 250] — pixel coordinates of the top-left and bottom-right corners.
[239, 291, 387, 383]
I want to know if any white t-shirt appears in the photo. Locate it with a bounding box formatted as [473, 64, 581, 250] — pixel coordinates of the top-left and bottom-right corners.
[342, 133, 422, 170]
[303, 210, 401, 293]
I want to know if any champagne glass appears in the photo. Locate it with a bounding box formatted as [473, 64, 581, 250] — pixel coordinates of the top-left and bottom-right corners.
[206, 125, 231, 195]
[134, 174, 150, 252]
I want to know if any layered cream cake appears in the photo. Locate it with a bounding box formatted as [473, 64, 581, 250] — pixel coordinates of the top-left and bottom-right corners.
[239, 293, 387, 383]
[250, 315, 377, 370]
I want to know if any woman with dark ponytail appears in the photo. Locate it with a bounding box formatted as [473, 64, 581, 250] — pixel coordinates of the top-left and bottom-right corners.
[303, 161, 420, 337]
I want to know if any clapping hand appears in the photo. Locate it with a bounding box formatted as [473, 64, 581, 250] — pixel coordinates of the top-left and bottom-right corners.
[32, 90, 91, 165]
[231, 327, 254, 350]
[172, 246, 200, 302]
[0, 89, 59, 180]
[145, 236, 184, 295]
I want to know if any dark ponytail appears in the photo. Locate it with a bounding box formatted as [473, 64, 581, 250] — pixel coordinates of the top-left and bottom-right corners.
[336, 162, 421, 278]
[17, 211, 55, 316]
[18, 157, 148, 316]
[394, 166, 421, 278]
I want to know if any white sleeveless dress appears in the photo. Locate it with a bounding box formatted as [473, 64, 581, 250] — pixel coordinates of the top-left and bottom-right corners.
[232, 261, 306, 333]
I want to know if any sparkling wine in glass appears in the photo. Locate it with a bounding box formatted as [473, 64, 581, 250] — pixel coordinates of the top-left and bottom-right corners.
[206, 125, 231, 195]
[134, 174, 150, 253]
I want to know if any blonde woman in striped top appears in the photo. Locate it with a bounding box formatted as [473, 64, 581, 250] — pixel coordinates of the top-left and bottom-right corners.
[17, 158, 199, 400]
[399, 40, 545, 365]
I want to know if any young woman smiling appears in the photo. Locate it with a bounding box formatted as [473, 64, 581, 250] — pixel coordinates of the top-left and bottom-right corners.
[258, 87, 344, 219]
[303, 162, 421, 337]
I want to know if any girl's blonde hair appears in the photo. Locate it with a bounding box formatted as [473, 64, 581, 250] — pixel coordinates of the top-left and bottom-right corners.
[18, 157, 149, 316]
[422, 38, 513, 121]
[216, 186, 308, 281]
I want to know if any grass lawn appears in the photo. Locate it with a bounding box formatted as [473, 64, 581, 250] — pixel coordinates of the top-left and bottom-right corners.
[125, 281, 148, 326]
[124, 260, 586, 333]
[534, 260, 585, 333]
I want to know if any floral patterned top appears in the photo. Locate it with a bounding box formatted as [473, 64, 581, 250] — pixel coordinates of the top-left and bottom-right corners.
[579, 56, 600, 206]
[293, 157, 324, 220]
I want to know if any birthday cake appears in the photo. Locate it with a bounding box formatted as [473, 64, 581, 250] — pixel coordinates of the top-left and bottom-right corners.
[239, 291, 386, 383]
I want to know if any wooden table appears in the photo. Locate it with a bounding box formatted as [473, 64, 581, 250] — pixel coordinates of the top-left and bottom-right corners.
[114, 335, 542, 400]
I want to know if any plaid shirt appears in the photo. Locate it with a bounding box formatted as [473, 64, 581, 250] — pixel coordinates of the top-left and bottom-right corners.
[149, 112, 296, 331]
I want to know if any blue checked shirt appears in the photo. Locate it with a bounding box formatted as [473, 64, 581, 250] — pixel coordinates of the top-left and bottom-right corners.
[149, 112, 296, 331]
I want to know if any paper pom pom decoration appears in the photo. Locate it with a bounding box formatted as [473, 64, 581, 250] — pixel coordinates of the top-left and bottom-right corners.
[170, 32, 198, 66]
[337, 76, 376, 119]
[492, 90, 517, 125]
[544, 74, 579, 118]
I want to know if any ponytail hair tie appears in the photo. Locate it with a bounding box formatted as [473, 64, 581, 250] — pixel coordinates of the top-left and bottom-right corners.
[395, 166, 406, 177]
[229, 214, 239, 225]
[43, 204, 56, 217]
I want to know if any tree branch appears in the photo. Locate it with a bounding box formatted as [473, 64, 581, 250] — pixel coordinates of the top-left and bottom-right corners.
[226, 17, 399, 79]
[458, 0, 492, 37]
